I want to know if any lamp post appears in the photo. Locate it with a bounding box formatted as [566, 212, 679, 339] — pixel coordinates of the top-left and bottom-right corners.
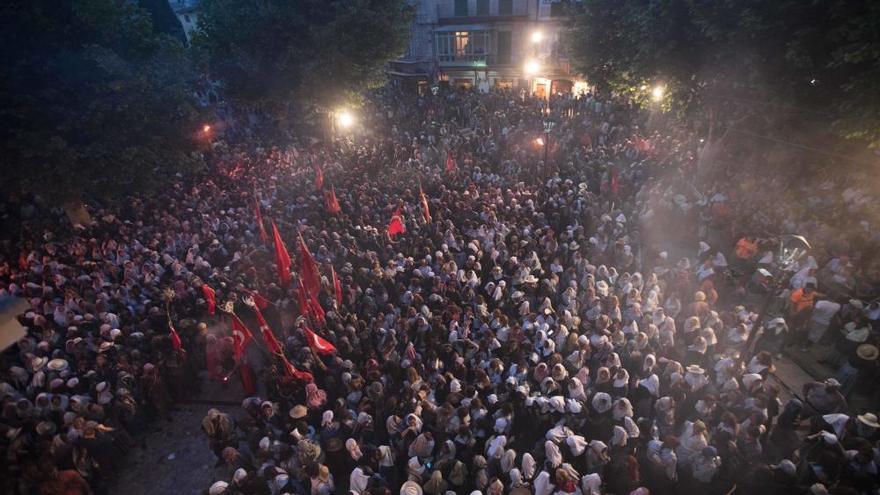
[742, 234, 811, 364]
[541, 107, 555, 177]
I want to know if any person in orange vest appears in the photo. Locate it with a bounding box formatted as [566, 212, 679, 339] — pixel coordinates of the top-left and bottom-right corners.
[735, 236, 759, 261]
[789, 282, 818, 351]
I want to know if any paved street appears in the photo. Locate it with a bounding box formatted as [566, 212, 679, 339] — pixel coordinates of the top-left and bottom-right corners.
[107, 378, 243, 495]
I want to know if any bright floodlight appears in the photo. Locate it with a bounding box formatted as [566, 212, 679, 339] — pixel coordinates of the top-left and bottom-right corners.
[337, 111, 355, 129]
[531, 31, 543, 43]
[651, 85, 665, 102]
[202, 124, 211, 133]
[535, 137, 545, 146]
[524, 59, 540, 76]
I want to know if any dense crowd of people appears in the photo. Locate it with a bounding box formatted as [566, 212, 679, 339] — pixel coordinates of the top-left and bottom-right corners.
[1, 86, 879, 495]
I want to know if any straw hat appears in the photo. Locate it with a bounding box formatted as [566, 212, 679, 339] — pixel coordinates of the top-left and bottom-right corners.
[856, 344, 878, 361]
[47, 359, 69, 372]
[289, 405, 308, 419]
[857, 412, 880, 429]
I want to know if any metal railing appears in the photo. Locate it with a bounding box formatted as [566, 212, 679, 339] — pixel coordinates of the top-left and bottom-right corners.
[436, 0, 529, 19]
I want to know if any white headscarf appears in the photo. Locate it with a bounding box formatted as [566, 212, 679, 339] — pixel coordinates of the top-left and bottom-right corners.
[545, 440, 563, 468]
[521, 453, 537, 481]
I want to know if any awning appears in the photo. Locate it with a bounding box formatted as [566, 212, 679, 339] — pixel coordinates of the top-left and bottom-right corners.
[434, 24, 490, 32]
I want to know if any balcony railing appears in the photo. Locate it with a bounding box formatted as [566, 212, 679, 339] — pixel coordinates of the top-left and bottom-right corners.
[437, 0, 529, 19]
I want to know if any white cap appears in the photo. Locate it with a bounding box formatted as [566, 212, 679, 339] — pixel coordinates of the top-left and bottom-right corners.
[209, 481, 229, 495]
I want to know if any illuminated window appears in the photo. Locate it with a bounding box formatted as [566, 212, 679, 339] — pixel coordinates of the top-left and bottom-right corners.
[455, 32, 470, 57]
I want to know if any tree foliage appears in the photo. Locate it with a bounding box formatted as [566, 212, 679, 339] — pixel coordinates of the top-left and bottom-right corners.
[567, 0, 880, 146]
[0, 0, 205, 204]
[194, 0, 413, 114]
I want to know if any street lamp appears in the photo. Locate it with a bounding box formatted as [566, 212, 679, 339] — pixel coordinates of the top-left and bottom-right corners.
[651, 85, 665, 102]
[524, 59, 540, 76]
[531, 31, 543, 44]
[336, 110, 355, 129]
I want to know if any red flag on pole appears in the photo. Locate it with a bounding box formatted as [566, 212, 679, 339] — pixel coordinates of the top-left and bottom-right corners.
[323, 186, 341, 215]
[245, 290, 271, 311]
[387, 208, 405, 237]
[168, 321, 183, 353]
[201, 284, 216, 315]
[445, 151, 457, 173]
[303, 327, 336, 355]
[308, 290, 325, 326]
[298, 233, 321, 297]
[419, 185, 431, 224]
[271, 222, 292, 287]
[315, 167, 324, 191]
[253, 200, 269, 243]
[331, 266, 342, 304]
[253, 305, 283, 354]
[253, 295, 312, 382]
[230, 314, 254, 361]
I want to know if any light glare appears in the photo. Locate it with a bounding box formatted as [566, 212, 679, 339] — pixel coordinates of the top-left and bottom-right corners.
[524, 60, 540, 75]
[651, 85, 665, 102]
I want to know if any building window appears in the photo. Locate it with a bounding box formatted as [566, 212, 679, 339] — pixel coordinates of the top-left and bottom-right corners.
[455, 0, 468, 16]
[477, 0, 489, 15]
[436, 31, 492, 63]
[496, 31, 511, 64]
[498, 0, 513, 15]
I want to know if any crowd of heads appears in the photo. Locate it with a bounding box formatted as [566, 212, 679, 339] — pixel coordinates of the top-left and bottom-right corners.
[1, 85, 879, 495]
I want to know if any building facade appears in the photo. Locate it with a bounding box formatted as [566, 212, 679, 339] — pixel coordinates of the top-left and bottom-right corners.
[389, 0, 586, 96]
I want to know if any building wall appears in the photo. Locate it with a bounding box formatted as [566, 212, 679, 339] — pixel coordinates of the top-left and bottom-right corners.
[394, 0, 581, 95]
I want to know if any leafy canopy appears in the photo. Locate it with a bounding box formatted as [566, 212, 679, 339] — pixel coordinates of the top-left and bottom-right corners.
[0, 0, 205, 203]
[194, 0, 413, 113]
[566, 0, 880, 146]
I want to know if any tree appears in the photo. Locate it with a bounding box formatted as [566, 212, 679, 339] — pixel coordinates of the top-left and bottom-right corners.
[194, 0, 412, 127]
[0, 0, 205, 210]
[566, 0, 880, 148]
[138, 0, 188, 43]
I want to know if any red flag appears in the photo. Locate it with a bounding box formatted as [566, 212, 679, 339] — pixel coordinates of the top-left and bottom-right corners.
[304, 327, 336, 355]
[230, 315, 254, 361]
[271, 222, 292, 287]
[168, 321, 183, 352]
[253, 305, 283, 354]
[298, 233, 321, 297]
[253, 305, 310, 381]
[253, 200, 269, 243]
[324, 186, 341, 215]
[283, 359, 313, 382]
[296, 280, 325, 325]
[387, 208, 405, 237]
[245, 290, 271, 311]
[331, 266, 342, 303]
[445, 151, 457, 173]
[419, 185, 431, 224]
[201, 284, 216, 315]
[315, 167, 324, 191]
[296, 280, 311, 318]
[308, 290, 325, 326]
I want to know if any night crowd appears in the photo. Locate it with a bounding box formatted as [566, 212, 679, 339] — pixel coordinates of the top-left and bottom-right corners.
[1, 86, 879, 495]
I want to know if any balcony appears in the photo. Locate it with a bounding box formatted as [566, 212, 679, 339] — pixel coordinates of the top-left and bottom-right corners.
[437, 0, 530, 23]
